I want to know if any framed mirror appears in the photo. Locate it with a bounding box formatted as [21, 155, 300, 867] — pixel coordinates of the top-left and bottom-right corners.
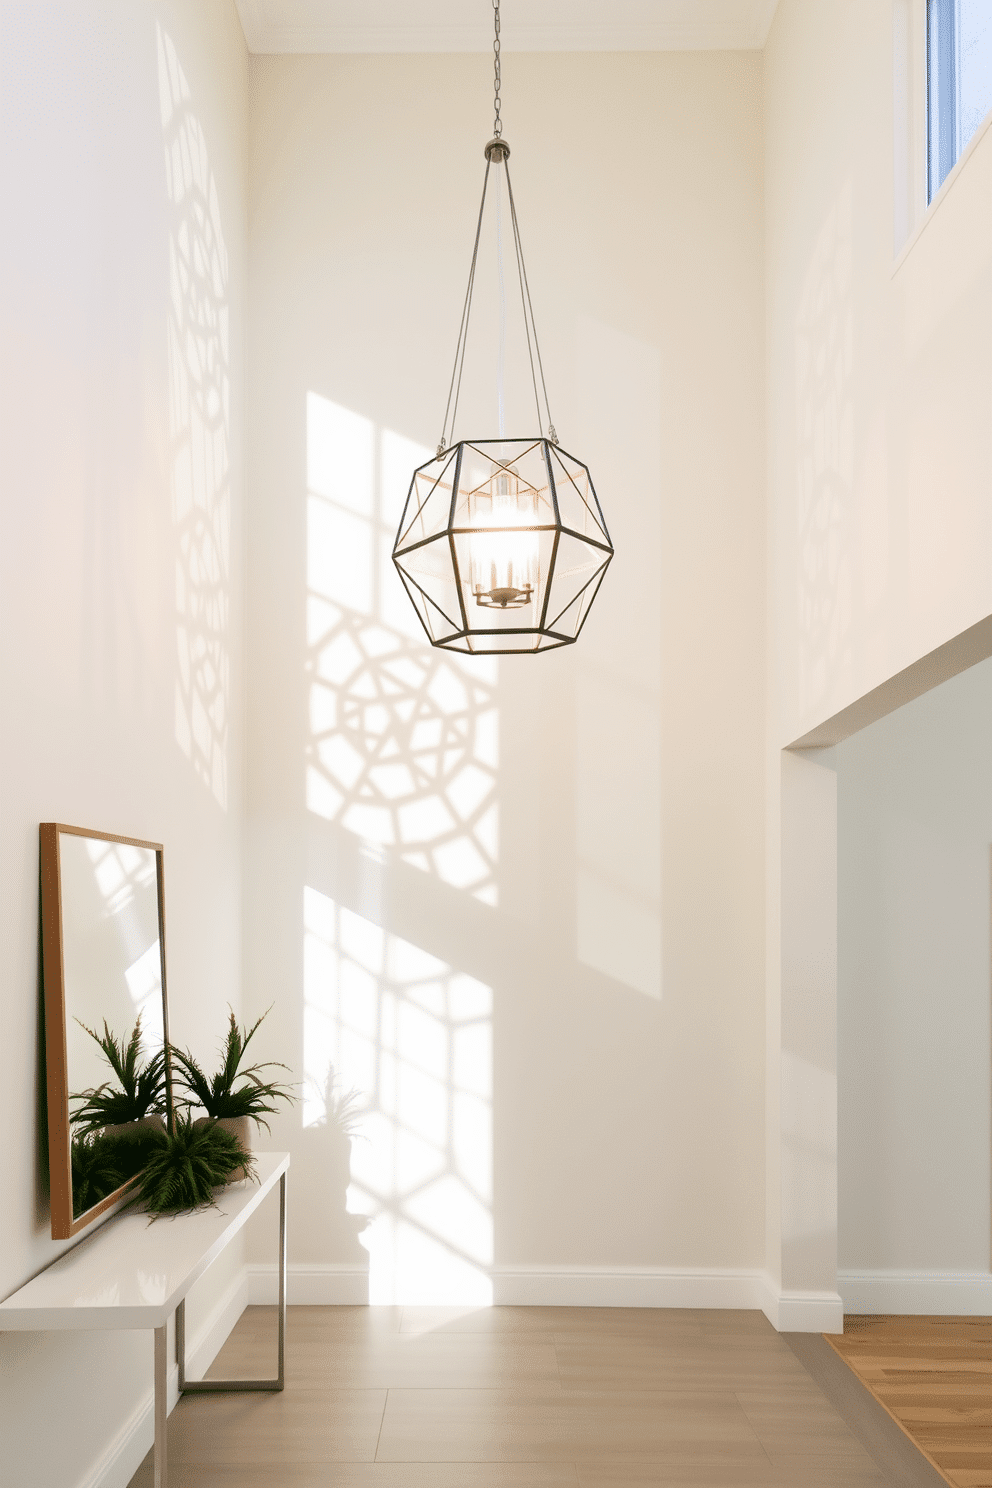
[40, 824, 173, 1239]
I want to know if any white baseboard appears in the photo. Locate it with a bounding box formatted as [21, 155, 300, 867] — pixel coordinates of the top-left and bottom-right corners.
[81, 1268, 248, 1488]
[839, 1269, 992, 1314]
[491, 1265, 763, 1310]
[757, 1273, 844, 1333]
[246, 1263, 840, 1332]
[247, 1262, 369, 1305]
[491, 1267, 841, 1333]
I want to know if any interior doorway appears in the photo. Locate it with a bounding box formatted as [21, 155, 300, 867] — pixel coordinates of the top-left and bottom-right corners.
[835, 653, 992, 1314]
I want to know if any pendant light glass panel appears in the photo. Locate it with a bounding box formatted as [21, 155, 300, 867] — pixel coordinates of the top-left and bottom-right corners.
[548, 445, 610, 543]
[393, 438, 612, 655]
[395, 447, 460, 552]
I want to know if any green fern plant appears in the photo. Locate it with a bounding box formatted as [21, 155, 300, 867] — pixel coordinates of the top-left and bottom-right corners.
[71, 1132, 130, 1217]
[135, 1117, 255, 1215]
[70, 1016, 167, 1135]
[169, 1007, 295, 1132]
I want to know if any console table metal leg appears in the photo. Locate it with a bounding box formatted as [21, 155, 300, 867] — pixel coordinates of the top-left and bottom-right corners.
[178, 1170, 287, 1393]
[154, 1324, 168, 1488]
[277, 1168, 287, 1386]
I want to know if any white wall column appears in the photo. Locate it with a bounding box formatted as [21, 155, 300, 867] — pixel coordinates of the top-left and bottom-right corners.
[765, 747, 843, 1331]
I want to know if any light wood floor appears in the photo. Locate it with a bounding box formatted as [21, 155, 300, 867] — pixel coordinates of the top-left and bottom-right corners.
[827, 1315, 992, 1488]
[128, 1305, 900, 1487]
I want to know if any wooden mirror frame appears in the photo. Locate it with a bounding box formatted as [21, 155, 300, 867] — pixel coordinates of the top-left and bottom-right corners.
[40, 823, 173, 1239]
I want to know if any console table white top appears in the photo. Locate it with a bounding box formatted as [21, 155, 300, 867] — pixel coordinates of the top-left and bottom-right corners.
[0, 1151, 289, 1332]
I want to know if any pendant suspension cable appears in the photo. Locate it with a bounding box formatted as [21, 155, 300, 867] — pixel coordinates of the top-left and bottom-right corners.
[505, 158, 556, 442]
[437, 0, 559, 453]
[438, 157, 492, 456]
[507, 166, 543, 438]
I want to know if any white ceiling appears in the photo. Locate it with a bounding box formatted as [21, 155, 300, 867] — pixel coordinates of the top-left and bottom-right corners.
[234, 0, 781, 54]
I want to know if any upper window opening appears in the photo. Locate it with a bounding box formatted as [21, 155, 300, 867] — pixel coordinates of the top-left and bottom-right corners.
[928, 0, 992, 200]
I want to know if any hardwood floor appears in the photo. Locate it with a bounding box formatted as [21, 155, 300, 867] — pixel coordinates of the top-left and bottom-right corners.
[827, 1315, 992, 1488]
[128, 1305, 899, 1487]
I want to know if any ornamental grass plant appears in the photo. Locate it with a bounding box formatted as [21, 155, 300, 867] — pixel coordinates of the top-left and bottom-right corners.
[69, 1016, 167, 1135]
[169, 1007, 295, 1133]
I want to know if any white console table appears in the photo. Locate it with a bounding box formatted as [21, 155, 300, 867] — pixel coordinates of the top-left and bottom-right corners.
[0, 1151, 289, 1488]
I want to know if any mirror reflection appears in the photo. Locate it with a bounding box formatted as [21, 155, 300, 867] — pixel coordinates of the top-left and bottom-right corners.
[41, 825, 171, 1236]
[62, 835, 163, 1081]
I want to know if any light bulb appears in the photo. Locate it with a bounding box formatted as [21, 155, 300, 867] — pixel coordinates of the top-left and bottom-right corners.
[467, 466, 539, 609]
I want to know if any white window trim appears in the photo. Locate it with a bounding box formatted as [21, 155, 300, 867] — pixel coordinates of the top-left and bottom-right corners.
[893, 0, 929, 257]
[893, 77, 992, 274]
[893, 0, 992, 272]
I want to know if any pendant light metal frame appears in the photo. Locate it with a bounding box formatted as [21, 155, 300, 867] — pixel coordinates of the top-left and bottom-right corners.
[394, 434, 613, 654]
[392, 2, 614, 656]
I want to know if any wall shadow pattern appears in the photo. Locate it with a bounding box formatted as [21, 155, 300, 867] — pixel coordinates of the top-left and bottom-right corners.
[159, 27, 231, 810]
[303, 394, 497, 1301]
[305, 396, 499, 906]
[304, 886, 493, 1304]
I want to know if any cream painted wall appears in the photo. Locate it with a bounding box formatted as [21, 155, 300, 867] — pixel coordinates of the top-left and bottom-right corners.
[765, 0, 992, 1314]
[767, 0, 992, 751]
[244, 50, 767, 1298]
[837, 656, 992, 1294]
[0, 4, 247, 1485]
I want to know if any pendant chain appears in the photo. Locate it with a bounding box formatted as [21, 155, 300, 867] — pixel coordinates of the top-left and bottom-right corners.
[493, 0, 502, 138]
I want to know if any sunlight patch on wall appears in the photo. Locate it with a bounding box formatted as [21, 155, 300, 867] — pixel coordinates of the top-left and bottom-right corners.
[305, 393, 499, 905]
[159, 27, 231, 810]
[572, 318, 663, 999]
[303, 885, 493, 1305]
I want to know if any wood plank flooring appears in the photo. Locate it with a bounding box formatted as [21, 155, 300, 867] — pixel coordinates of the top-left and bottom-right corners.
[826, 1315, 992, 1488]
[128, 1306, 896, 1487]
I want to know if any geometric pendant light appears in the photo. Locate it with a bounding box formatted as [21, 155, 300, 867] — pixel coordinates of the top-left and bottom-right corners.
[392, 1, 613, 654]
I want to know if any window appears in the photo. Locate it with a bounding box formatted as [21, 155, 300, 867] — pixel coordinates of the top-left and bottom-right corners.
[928, 0, 992, 199]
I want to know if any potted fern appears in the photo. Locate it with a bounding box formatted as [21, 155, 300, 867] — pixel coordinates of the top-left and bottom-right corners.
[70, 1016, 168, 1137]
[169, 1007, 295, 1155]
[134, 1117, 254, 1215]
